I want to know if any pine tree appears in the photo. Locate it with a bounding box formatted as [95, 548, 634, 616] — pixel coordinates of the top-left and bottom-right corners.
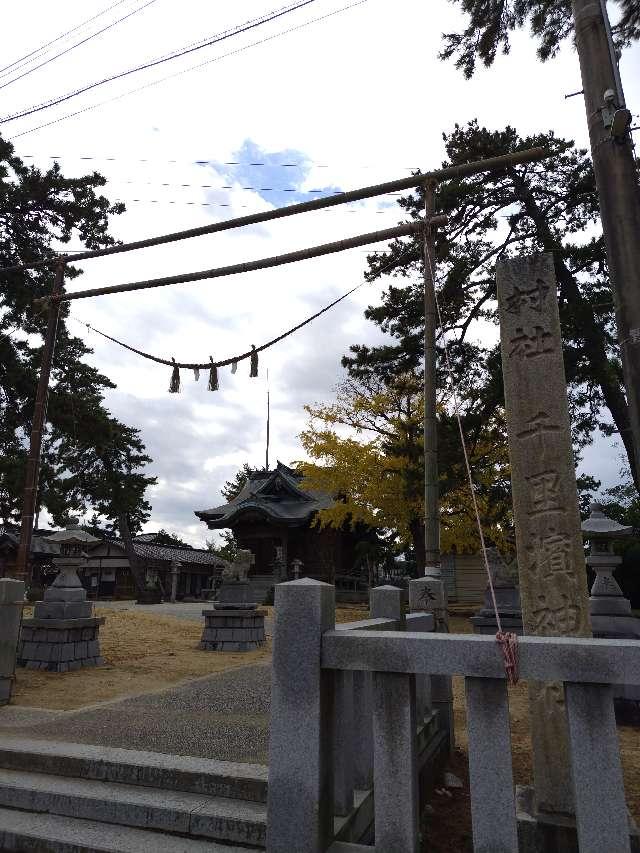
[0, 135, 155, 532]
[344, 122, 635, 489]
[440, 0, 639, 78]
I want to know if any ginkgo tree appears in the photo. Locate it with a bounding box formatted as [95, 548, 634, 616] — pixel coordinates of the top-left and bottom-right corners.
[298, 372, 512, 572]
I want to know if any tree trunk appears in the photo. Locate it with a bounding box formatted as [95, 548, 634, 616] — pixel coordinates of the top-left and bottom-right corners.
[510, 168, 638, 491]
[572, 0, 640, 491]
[118, 514, 146, 595]
[409, 516, 426, 574]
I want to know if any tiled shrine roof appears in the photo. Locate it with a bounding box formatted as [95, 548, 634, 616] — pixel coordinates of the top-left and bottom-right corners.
[195, 461, 333, 529]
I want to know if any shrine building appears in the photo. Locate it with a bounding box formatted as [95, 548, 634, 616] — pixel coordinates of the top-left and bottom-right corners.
[195, 462, 363, 590]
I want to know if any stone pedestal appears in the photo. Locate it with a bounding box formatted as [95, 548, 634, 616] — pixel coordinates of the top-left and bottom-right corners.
[471, 584, 524, 635]
[18, 617, 105, 671]
[215, 579, 256, 610]
[200, 551, 265, 652]
[200, 609, 266, 652]
[471, 547, 523, 635]
[17, 555, 105, 672]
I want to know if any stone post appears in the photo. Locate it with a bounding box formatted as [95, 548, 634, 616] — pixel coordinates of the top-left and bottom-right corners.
[266, 578, 335, 853]
[370, 584, 404, 627]
[169, 560, 180, 603]
[497, 253, 591, 816]
[409, 579, 454, 751]
[0, 579, 25, 705]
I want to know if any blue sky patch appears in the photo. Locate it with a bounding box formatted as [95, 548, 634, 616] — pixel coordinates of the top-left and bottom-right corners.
[208, 139, 342, 208]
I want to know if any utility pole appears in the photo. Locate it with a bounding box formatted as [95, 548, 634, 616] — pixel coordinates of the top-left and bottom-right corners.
[266, 369, 270, 471]
[423, 180, 441, 576]
[14, 262, 66, 586]
[572, 0, 640, 482]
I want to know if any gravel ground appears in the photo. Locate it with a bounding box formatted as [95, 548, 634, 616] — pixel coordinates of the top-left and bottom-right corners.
[95, 600, 274, 635]
[96, 600, 207, 621]
[2, 663, 271, 764]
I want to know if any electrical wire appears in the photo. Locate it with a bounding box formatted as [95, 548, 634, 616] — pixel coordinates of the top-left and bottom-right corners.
[19, 153, 417, 170]
[107, 180, 402, 195]
[0, 0, 319, 125]
[0, 0, 160, 92]
[113, 198, 391, 210]
[0, 147, 550, 273]
[0, 0, 130, 79]
[10, 0, 368, 139]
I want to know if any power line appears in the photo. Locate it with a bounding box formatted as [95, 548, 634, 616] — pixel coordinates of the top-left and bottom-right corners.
[0, 0, 160, 92]
[112, 197, 393, 209]
[20, 153, 419, 168]
[0, 0, 130, 79]
[0, 0, 319, 125]
[19, 153, 419, 170]
[106, 180, 403, 195]
[0, 146, 553, 274]
[10, 0, 368, 139]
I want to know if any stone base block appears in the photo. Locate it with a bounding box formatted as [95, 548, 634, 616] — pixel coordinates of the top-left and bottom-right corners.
[17, 618, 105, 673]
[200, 609, 266, 652]
[43, 586, 87, 602]
[516, 785, 640, 853]
[33, 601, 93, 619]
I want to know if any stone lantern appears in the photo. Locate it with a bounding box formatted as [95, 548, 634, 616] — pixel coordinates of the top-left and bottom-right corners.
[17, 519, 105, 672]
[581, 503, 636, 627]
[582, 502, 640, 719]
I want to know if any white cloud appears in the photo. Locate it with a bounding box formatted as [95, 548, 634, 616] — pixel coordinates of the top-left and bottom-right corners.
[4, 0, 638, 542]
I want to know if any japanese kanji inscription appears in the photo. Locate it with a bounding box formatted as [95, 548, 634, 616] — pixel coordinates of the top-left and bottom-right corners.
[497, 254, 591, 816]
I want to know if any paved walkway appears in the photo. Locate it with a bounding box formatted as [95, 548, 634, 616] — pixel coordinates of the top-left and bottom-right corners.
[0, 664, 271, 764]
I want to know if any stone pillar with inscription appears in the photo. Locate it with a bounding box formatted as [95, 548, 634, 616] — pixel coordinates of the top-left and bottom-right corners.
[497, 254, 591, 818]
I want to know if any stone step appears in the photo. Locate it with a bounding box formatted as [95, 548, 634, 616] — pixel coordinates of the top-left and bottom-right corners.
[0, 768, 267, 848]
[0, 806, 248, 853]
[0, 737, 267, 802]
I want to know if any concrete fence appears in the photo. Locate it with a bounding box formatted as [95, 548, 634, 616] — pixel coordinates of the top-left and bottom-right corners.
[0, 578, 25, 706]
[267, 577, 640, 853]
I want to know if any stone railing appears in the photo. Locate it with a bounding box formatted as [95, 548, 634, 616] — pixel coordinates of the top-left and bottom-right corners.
[330, 586, 438, 838]
[0, 578, 25, 706]
[267, 578, 640, 853]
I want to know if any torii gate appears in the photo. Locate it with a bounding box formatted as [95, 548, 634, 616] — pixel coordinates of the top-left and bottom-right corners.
[3, 146, 554, 586]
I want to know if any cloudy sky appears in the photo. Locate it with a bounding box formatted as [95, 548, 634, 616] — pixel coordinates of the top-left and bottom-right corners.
[3, 0, 639, 544]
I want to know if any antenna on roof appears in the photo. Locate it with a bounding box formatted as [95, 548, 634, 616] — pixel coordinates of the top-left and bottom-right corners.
[265, 369, 270, 472]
